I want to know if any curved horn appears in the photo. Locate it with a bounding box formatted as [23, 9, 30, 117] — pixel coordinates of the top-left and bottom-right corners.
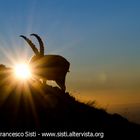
[30, 34, 44, 55]
[20, 35, 39, 55]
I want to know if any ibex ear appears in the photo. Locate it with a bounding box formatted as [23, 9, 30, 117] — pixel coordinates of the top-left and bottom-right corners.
[20, 35, 39, 55]
[30, 34, 44, 55]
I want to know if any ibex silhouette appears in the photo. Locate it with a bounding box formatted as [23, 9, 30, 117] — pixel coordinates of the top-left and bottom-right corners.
[20, 34, 70, 91]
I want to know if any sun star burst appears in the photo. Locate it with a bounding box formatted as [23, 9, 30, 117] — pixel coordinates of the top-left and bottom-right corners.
[14, 63, 32, 80]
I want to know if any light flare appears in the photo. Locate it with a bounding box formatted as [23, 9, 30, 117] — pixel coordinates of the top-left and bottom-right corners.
[14, 63, 32, 80]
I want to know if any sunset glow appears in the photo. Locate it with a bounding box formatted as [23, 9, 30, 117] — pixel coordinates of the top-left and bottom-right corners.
[14, 63, 31, 80]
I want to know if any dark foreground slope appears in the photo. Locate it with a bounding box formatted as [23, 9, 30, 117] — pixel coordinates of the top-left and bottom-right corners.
[0, 81, 139, 139]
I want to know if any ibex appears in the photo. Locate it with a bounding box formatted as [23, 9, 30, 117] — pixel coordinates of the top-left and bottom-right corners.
[20, 34, 70, 91]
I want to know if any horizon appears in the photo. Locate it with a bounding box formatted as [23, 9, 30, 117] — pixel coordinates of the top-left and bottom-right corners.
[0, 0, 140, 124]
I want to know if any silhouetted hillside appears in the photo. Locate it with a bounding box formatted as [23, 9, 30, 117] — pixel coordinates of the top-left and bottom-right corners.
[0, 80, 139, 139]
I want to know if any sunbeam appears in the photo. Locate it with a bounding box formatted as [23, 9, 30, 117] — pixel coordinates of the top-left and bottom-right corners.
[14, 63, 32, 80]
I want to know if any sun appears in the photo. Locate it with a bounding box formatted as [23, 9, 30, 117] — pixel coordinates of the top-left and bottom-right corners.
[14, 63, 32, 80]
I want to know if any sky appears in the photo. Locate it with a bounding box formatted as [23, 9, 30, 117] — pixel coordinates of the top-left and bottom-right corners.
[0, 0, 140, 123]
